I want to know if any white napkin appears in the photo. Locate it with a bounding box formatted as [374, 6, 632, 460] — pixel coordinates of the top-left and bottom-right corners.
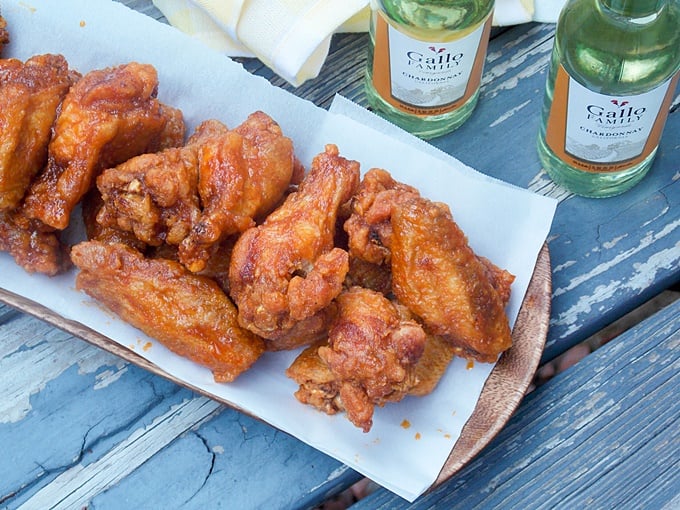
[152, 0, 566, 86]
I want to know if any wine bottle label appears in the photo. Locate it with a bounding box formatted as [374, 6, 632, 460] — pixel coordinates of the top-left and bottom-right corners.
[371, 11, 492, 117]
[545, 65, 679, 173]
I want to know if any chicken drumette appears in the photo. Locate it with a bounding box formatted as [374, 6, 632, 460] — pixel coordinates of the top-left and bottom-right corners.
[229, 144, 360, 350]
[21, 62, 185, 231]
[287, 286, 427, 432]
[0, 54, 79, 210]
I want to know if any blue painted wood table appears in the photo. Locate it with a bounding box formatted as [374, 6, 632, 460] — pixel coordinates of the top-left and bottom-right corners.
[1, 1, 678, 509]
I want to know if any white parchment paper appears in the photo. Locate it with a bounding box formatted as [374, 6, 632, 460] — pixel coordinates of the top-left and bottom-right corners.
[1, 0, 557, 501]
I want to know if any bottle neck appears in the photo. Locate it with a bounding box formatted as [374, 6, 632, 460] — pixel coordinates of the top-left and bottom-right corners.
[600, 0, 666, 18]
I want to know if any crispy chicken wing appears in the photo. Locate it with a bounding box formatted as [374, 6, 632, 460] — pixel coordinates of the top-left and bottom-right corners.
[96, 113, 299, 273]
[343, 168, 420, 266]
[391, 196, 513, 363]
[0, 54, 79, 210]
[96, 131, 203, 247]
[71, 240, 265, 382]
[0, 209, 70, 275]
[21, 62, 184, 230]
[287, 286, 427, 432]
[82, 190, 148, 252]
[179, 112, 302, 272]
[286, 341, 340, 415]
[229, 144, 360, 350]
[344, 256, 392, 295]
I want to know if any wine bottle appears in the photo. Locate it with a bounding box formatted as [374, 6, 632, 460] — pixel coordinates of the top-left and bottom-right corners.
[365, 0, 494, 139]
[537, 0, 680, 198]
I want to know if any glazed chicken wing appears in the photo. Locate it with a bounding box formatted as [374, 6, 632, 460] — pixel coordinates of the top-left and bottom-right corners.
[21, 62, 185, 230]
[391, 196, 513, 363]
[179, 112, 302, 272]
[96, 113, 299, 273]
[343, 168, 420, 266]
[229, 144, 360, 350]
[96, 134, 203, 247]
[287, 286, 427, 432]
[0, 209, 70, 275]
[344, 256, 392, 295]
[82, 190, 148, 252]
[71, 240, 265, 382]
[0, 54, 79, 210]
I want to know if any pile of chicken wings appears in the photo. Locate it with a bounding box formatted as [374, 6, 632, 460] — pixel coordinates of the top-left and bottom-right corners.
[0, 26, 514, 432]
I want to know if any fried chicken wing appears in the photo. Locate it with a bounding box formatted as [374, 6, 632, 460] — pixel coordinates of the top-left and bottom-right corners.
[343, 168, 420, 266]
[391, 196, 513, 363]
[96, 137, 202, 247]
[179, 112, 302, 272]
[0, 209, 70, 275]
[82, 190, 148, 252]
[229, 144, 360, 350]
[287, 286, 427, 432]
[0, 54, 79, 210]
[71, 240, 265, 382]
[21, 62, 184, 230]
[286, 342, 340, 415]
[96, 113, 299, 273]
[344, 256, 392, 295]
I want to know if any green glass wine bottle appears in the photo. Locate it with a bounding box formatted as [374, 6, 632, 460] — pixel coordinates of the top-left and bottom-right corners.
[537, 0, 680, 198]
[364, 0, 494, 139]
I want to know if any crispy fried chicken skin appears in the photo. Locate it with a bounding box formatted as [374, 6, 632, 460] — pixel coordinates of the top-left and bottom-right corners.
[180, 112, 301, 271]
[343, 168, 420, 266]
[286, 342, 339, 415]
[96, 127, 205, 248]
[71, 241, 265, 382]
[344, 256, 392, 295]
[0, 54, 79, 210]
[229, 144, 360, 350]
[21, 62, 185, 230]
[0, 210, 70, 275]
[287, 287, 427, 432]
[96, 112, 300, 273]
[82, 190, 148, 252]
[391, 196, 513, 363]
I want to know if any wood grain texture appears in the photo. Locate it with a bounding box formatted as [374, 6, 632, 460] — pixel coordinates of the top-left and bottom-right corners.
[351, 298, 680, 509]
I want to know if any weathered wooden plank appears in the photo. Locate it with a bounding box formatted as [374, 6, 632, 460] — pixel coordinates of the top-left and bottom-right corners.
[85, 409, 362, 510]
[0, 314, 189, 507]
[0, 303, 20, 324]
[350, 298, 680, 509]
[13, 396, 222, 510]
